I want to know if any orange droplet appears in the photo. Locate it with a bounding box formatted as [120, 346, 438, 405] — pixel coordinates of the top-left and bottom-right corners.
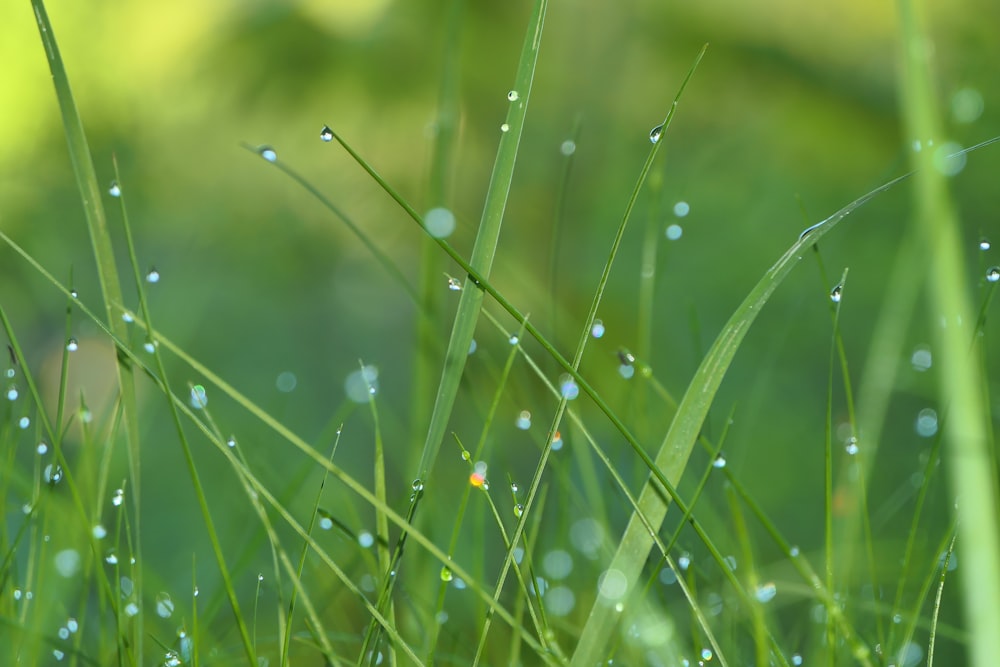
[470, 472, 485, 488]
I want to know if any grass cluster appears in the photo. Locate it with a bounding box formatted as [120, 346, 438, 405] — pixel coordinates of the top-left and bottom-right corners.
[2, 0, 999, 665]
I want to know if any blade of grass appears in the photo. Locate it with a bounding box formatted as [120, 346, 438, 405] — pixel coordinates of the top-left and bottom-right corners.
[30, 1, 144, 657]
[896, 2, 1000, 665]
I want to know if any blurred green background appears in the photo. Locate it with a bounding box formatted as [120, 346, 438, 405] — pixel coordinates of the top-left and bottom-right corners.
[3, 0, 999, 662]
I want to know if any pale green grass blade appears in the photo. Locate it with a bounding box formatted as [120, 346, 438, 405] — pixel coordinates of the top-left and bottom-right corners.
[568, 159, 919, 667]
[415, 0, 547, 480]
[896, 2, 1000, 664]
[30, 1, 144, 657]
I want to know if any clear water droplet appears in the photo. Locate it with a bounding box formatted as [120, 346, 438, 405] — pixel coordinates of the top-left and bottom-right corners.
[509, 334, 519, 345]
[915, 407, 938, 437]
[845, 437, 859, 455]
[70, 289, 79, 299]
[830, 284, 843, 303]
[507, 90, 519, 102]
[276, 371, 297, 392]
[319, 515, 333, 530]
[514, 503, 524, 518]
[6, 386, 18, 401]
[461, 450, 471, 461]
[143, 340, 156, 353]
[37, 442, 48, 455]
[320, 125, 333, 142]
[979, 238, 991, 251]
[358, 531, 374, 548]
[665, 224, 682, 240]
[618, 350, 635, 366]
[618, 364, 635, 379]
[424, 207, 456, 239]
[560, 140, 576, 156]
[65, 337, 79, 352]
[986, 266, 1000, 283]
[92, 524, 107, 539]
[516, 410, 531, 430]
[468, 338, 477, 355]
[259, 146, 277, 162]
[500, 123, 510, 133]
[440, 566, 453, 582]
[226, 436, 237, 448]
[145, 267, 160, 283]
[673, 201, 690, 217]
[412, 478, 424, 492]
[551, 431, 563, 451]
[911, 345, 932, 371]
[156, 592, 175, 618]
[112, 488, 124, 506]
[344, 365, 379, 403]
[591, 319, 605, 338]
[447, 276, 462, 291]
[109, 181, 121, 197]
[712, 454, 726, 468]
[189, 384, 208, 409]
[19, 416, 29, 429]
[559, 374, 579, 400]
[677, 553, 691, 570]
[122, 312, 134, 323]
[649, 124, 664, 144]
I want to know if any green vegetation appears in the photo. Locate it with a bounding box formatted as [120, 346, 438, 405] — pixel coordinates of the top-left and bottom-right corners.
[2, 0, 999, 665]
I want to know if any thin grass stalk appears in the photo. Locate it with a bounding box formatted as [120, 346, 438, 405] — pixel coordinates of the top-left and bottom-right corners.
[896, 2, 1000, 664]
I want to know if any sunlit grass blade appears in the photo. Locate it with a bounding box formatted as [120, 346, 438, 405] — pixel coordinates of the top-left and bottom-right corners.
[30, 0, 144, 656]
[896, 2, 1000, 664]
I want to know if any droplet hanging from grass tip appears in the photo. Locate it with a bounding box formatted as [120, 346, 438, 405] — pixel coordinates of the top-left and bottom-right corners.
[712, 453, 726, 468]
[591, 319, 605, 338]
[66, 338, 78, 352]
[830, 284, 843, 303]
[320, 125, 333, 142]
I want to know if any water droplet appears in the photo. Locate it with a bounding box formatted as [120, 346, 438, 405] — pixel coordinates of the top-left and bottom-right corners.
[124, 602, 138, 617]
[560, 140, 576, 156]
[830, 284, 843, 303]
[92, 524, 107, 539]
[44, 464, 63, 485]
[700, 648, 714, 661]
[618, 364, 635, 379]
[551, 431, 563, 451]
[344, 365, 378, 403]
[144, 267, 160, 284]
[673, 201, 690, 217]
[190, 385, 208, 409]
[424, 207, 456, 239]
[7, 386, 18, 401]
[70, 289, 78, 299]
[677, 553, 691, 570]
[712, 454, 726, 468]
[54, 549, 80, 577]
[468, 339, 477, 355]
[911, 345, 932, 371]
[67, 618, 78, 633]
[665, 224, 682, 240]
[845, 437, 859, 455]
[53, 649, 64, 661]
[319, 515, 333, 530]
[618, 350, 635, 366]
[915, 407, 938, 437]
[156, 592, 175, 618]
[792, 653, 803, 666]
[112, 488, 124, 506]
[507, 90, 519, 102]
[80, 408, 92, 423]
[37, 442, 48, 455]
[226, 436, 237, 448]
[358, 531, 374, 548]
[591, 319, 605, 338]
[559, 374, 579, 400]
[790, 545, 800, 557]
[755, 581, 777, 603]
[276, 371, 297, 392]
[461, 450, 471, 461]
[19, 416, 30, 429]
[979, 238, 991, 251]
[510, 482, 519, 494]
[440, 566, 453, 582]
[933, 142, 966, 176]
[66, 338, 78, 352]
[986, 266, 1000, 283]
[649, 124, 664, 144]
[411, 478, 424, 492]
[122, 312, 134, 323]
[500, 123, 510, 133]
[951, 87, 984, 124]
[320, 125, 334, 142]
[109, 181, 121, 197]
[516, 410, 531, 430]
[447, 276, 462, 291]
[509, 334, 519, 345]
[514, 503, 524, 518]
[143, 340, 156, 353]
[257, 573, 264, 582]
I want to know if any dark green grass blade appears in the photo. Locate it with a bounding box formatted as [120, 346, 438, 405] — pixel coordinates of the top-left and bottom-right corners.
[896, 2, 1000, 663]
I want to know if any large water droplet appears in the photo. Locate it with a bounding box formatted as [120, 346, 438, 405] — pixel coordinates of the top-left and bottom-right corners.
[320, 125, 334, 142]
[500, 123, 510, 133]
[259, 146, 277, 162]
[830, 284, 843, 303]
[845, 437, 859, 455]
[447, 276, 462, 291]
[66, 338, 78, 352]
[591, 319, 605, 338]
[44, 464, 63, 485]
[424, 207, 456, 239]
[507, 90, 519, 102]
[190, 385, 207, 409]
[440, 566, 453, 582]
[649, 124, 664, 144]
[156, 592, 175, 618]
[979, 238, 991, 251]
[986, 266, 1000, 283]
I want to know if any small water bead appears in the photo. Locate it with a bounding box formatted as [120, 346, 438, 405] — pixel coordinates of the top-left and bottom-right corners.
[677, 553, 691, 571]
[700, 648, 713, 661]
[189, 385, 208, 409]
[618, 364, 635, 379]
[92, 524, 107, 539]
[44, 464, 63, 485]
[54, 549, 81, 577]
[845, 437, 859, 455]
[66, 338, 79, 352]
[318, 513, 333, 530]
[591, 319, 605, 338]
[109, 181, 121, 197]
[412, 478, 425, 492]
[259, 146, 277, 162]
[344, 365, 379, 403]
[19, 416, 30, 429]
[145, 267, 160, 284]
[112, 488, 124, 506]
[500, 123, 510, 133]
[509, 334, 519, 345]
[440, 566, 453, 582]
[515, 410, 531, 429]
[559, 374, 579, 400]
[915, 407, 938, 437]
[155, 592, 175, 618]
[665, 224, 682, 240]
[911, 345, 932, 372]
[551, 430, 563, 451]
[37, 442, 48, 455]
[980, 238, 992, 251]
[7, 386, 18, 401]
[70, 289, 78, 299]
[58, 626, 70, 640]
[791, 654, 803, 666]
[358, 531, 374, 548]
[755, 581, 777, 603]
[544, 586, 576, 617]
[319, 125, 334, 142]
[560, 139, 576, 156]
[66, 618, 78, 633]
[507, 90, 519, 102]
[830, 284, 843, 303]
[673, 201, 690, 217]
[510, 482, 519, 493]
[124, 602, 139, 617]
[649, 124, 664, 144]
[276, 371, 297, 392]
[143, 341, 156, 353]
[986, 266, 1000, 283]
[53, 650, 65, 661]
[122, 312, 134, 323]
[461, 450, 471, 461]
[514, 503, 524, 518]
[226, 436, 237, 448]
[712, 454, 726, 468]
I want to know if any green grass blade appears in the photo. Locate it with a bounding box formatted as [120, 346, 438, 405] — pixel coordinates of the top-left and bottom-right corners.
[30, 1, 144, 657]
[415, 0, 547, 480]
[896, 2, 1000, 664]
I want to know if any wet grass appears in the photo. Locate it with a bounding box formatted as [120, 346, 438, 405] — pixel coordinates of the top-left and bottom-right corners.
[3, 0, 1000, 665]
